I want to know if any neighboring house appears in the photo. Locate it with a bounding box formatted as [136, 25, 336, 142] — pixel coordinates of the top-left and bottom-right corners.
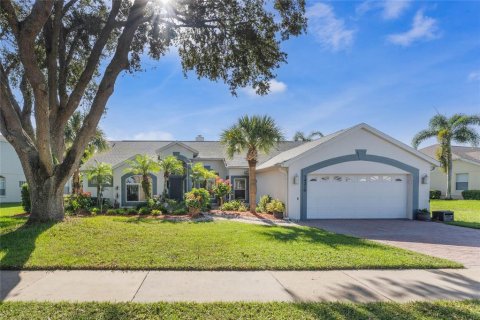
[0, 135, 27, 203]
[420, 144, 480, 198]
[82, 123, 438, 220]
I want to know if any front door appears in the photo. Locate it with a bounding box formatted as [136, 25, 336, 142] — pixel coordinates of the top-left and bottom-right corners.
[169, 176, 184, 200]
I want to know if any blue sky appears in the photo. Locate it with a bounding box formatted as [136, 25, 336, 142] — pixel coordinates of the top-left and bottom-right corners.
[103, 0, 480, 147]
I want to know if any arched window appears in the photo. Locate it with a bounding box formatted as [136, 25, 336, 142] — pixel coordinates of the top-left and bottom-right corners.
[0, 176, 5, 196]
[125, 175, 151, 202]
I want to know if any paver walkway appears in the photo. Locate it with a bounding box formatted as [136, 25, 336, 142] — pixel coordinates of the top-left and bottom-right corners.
[301, 220, 480, 268]
[2, 268, 479, 302]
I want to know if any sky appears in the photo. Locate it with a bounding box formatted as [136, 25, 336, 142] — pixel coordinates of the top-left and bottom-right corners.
[102, 0, 480, 148]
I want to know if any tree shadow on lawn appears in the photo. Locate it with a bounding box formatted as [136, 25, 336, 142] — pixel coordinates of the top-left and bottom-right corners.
[256, 225, 379, 249]
[118, 216, 215, 225]
[0, 220, 56, 300]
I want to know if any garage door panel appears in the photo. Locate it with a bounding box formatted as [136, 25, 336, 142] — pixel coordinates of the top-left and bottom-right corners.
[307, 174, 407, 219]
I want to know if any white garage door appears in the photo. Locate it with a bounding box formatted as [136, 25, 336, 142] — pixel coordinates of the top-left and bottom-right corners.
[306, 174, 408, 219]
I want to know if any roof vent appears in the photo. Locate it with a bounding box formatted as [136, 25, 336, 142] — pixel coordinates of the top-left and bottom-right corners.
[195, 134, 205, 142]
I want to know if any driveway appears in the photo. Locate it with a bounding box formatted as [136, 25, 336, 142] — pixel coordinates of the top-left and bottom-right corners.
[301, 220, 480, 268]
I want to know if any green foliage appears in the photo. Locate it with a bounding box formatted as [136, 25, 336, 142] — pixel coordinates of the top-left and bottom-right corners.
[65, 192, 94, 213]
[191, 162, 217, 188]
[430, 190, 442, 200]
[266, 199, 285, 213]
[20, 183, 31, 213]
[159, 155, 185, 196]
[124, 154, 160, 200]
[256, 195, 272, 213]
[212, 178, 232, 200]
[86, 161, 113, 209]
[116, 209, 127, 215]
[293, 130, 324, 141]
[128, 208, 138, 215]
[151, 209, 162, 216]
[185, 188, 210, 214]
[106, 209, 117, 215]
[138, 207, 151, 215]
[462, 190, 480, 200]
[91, 208, 99, 216]
[221, 200, 248, 212]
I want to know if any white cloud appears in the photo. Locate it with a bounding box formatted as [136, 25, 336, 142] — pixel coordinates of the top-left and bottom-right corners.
[387, 10, 440, 46]
[468, 71, 480, 82]
[307, 3, 355, 52]
[244, 79, 287, 97]
[132, 130, 174, 140]
[357, 0, 411, 20]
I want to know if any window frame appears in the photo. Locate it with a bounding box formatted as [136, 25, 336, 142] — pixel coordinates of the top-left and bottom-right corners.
[455, 173, 469, 191]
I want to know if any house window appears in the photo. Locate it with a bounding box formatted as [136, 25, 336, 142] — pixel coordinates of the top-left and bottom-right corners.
[125, 175, 150, 202]
[19, 181, 27, 188]
[456, 173, 468, 191]
[233, 177, 247, 200]
[0, 176, 5, 196]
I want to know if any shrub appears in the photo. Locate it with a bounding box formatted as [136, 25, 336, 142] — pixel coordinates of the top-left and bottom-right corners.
[106, 209, 116, 215]
[462, 190, 480, 200]
[185, 188, 210, 214]
[115, 208, 127, 215]
[147, 198, 156, 208]
[266, 199, 285, 214]
[430, 190, 441, 200]
[212, 178, 231, 205]
[65, 192, 94, 213]
[128, 207, 137, 215]
[256, 195, 272, 213]
[151, 209, 162, 216]
[20, 183, 31, 213]
[91, 207, 99, 215]
[139, 207, 151, 215]
[221, 200, 247, 212]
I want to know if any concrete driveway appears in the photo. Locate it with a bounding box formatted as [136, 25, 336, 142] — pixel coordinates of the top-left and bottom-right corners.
[301, 220, 480, 268]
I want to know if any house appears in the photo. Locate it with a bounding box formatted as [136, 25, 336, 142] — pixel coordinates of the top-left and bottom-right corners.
[0, 135, 27, 203]
[82, 123, 438, 220]
[420, 144, 480, 198]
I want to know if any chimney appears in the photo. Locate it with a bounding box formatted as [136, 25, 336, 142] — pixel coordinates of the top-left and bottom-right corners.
[195, 134, 205, 141]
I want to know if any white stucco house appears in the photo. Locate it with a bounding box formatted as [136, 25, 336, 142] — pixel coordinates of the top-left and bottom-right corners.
[81, 123, 438, 220]
[0, 135, 27, 203]
[420, 144, 480, 199]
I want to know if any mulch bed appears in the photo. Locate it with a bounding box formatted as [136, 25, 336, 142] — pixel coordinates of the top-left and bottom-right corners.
[209, 210, 281, 221]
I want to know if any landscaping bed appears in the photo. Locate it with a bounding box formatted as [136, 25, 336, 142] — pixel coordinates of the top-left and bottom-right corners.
[1, 300, 479, 320]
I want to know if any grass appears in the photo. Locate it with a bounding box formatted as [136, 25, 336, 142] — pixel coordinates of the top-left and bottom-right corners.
[430, 199, 480, 229]
[0, 203, 459, 270]
[1, 300, 479, 320]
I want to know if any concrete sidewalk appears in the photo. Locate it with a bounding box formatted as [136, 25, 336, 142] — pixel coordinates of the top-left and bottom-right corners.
[2, 268, 479, 303]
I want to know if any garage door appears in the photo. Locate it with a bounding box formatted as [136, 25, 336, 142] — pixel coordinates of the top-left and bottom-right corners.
[306, 174, 408, 219]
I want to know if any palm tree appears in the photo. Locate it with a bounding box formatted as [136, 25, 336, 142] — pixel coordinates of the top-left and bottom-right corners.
[86, 161, 112, 211]
[293, 130, 323, 142]
[124, 154, 160, 200]
[191, 162, 217, 188]
[412, 113, 480, 199]
[158, 155, 185, 197]
[221, 115, 284, 212]
[65, 111, 109, 194]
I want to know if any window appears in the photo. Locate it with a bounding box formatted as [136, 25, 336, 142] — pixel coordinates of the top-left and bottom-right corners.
[126, 175, 150, 202]
[382, 176, 392, 182]
[369, 176, 379, 182]
[358, 176, 368, 182]
[333, 176, 342, 182]
[19, 181, 27, 188]
[233, 177, 247, 200]
[456, 173, 468, 191]
[320, 176, 330, 182]
[0, 176, 5, 196]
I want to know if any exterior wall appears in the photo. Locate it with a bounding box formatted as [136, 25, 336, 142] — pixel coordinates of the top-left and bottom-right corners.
[430, 159, 480, 198]
[284, 128, 433, 220]
[256, 167, 288, 210]
[192, 159, 228, 179]
[0, 139, 26, 203]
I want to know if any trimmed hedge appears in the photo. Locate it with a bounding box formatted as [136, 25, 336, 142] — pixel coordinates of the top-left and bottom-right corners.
[429, 190, 441, 200]
[462, 190, 480, 200]
[20, 183, 31, 213]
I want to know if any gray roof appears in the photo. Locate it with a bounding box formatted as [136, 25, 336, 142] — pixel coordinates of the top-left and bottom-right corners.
[420, 144, 480, 165]
[82, 140, 304, 170]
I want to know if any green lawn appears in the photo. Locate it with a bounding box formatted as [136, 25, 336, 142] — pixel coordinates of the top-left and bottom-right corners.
[430, 200, 480, 229]
[0, 203, 460, 270]
[1, 300, 479, 320]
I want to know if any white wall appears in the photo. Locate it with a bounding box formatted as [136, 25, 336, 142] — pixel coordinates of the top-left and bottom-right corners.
[430, 159, 480, 198]
[0, 139, 26, 203]
[256, 167, 288, 209]
[193, 159, 228, 179]
[284, 128, 433, 220]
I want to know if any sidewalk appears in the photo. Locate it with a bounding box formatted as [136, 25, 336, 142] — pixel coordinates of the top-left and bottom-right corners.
[2, 268, 479, 303]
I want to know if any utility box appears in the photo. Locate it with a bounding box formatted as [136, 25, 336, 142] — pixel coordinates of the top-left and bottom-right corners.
[432, 210, 454, 222]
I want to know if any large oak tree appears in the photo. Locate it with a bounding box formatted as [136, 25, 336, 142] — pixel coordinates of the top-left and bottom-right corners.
[0, 0, 306, 222]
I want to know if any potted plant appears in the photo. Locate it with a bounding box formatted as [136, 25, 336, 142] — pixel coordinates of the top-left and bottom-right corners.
[266, 199, 285, 219]
[415, 208, 431, 221]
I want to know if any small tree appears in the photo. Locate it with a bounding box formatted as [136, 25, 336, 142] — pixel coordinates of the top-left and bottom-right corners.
[412, 113, 480, 199]
[124, 154, 160, 200]
[86, 162, 112, 212]
[158, 155, 185, 198]
[212, 178, 232, 206]
[221, 115, 284, 212]
[293, 131, 323, 141]
[191, 162, 217, 188]
[21, 183, 31, 213]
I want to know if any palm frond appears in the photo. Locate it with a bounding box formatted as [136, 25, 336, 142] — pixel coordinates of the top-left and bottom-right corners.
[411, 129, 437, 149]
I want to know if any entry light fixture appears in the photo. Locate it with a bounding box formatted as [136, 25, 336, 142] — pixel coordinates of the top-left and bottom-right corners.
[293, 173, 299, 185]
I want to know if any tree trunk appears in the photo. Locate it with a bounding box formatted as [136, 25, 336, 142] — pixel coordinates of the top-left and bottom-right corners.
[163, 174, 169, 198]
[446, 146, 453, 199]
[28, 177, 65, 222]
[142, 174, 151, 200]
[248, 160, 257, 213]
[72, 167, 81, 194]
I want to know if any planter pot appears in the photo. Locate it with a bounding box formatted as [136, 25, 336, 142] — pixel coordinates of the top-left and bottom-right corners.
[416, 211, 431, 221]
[273, 211, 284, 219]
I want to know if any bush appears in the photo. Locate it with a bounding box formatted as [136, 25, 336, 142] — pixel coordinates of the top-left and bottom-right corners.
[266, 199, 285, 214]
[430, 190, 441, 200]
[20, 183, 31, 213]
[91, 207, 99, 215]
[115, 208, 127, 215]
[256, 195, 272, 213]
[462, 190, 480, 200]
[138, 207, 151, 215]
[212, 178, 231, 205]
[127, 207, 137, 215]
[147, 198, 156, 208]
[151, 209, 162, 216]
[65, 192, 94, 213]
[185, 188, 210, 214]
[221, 200, 247, 212]
[106, 209, 116, 215]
